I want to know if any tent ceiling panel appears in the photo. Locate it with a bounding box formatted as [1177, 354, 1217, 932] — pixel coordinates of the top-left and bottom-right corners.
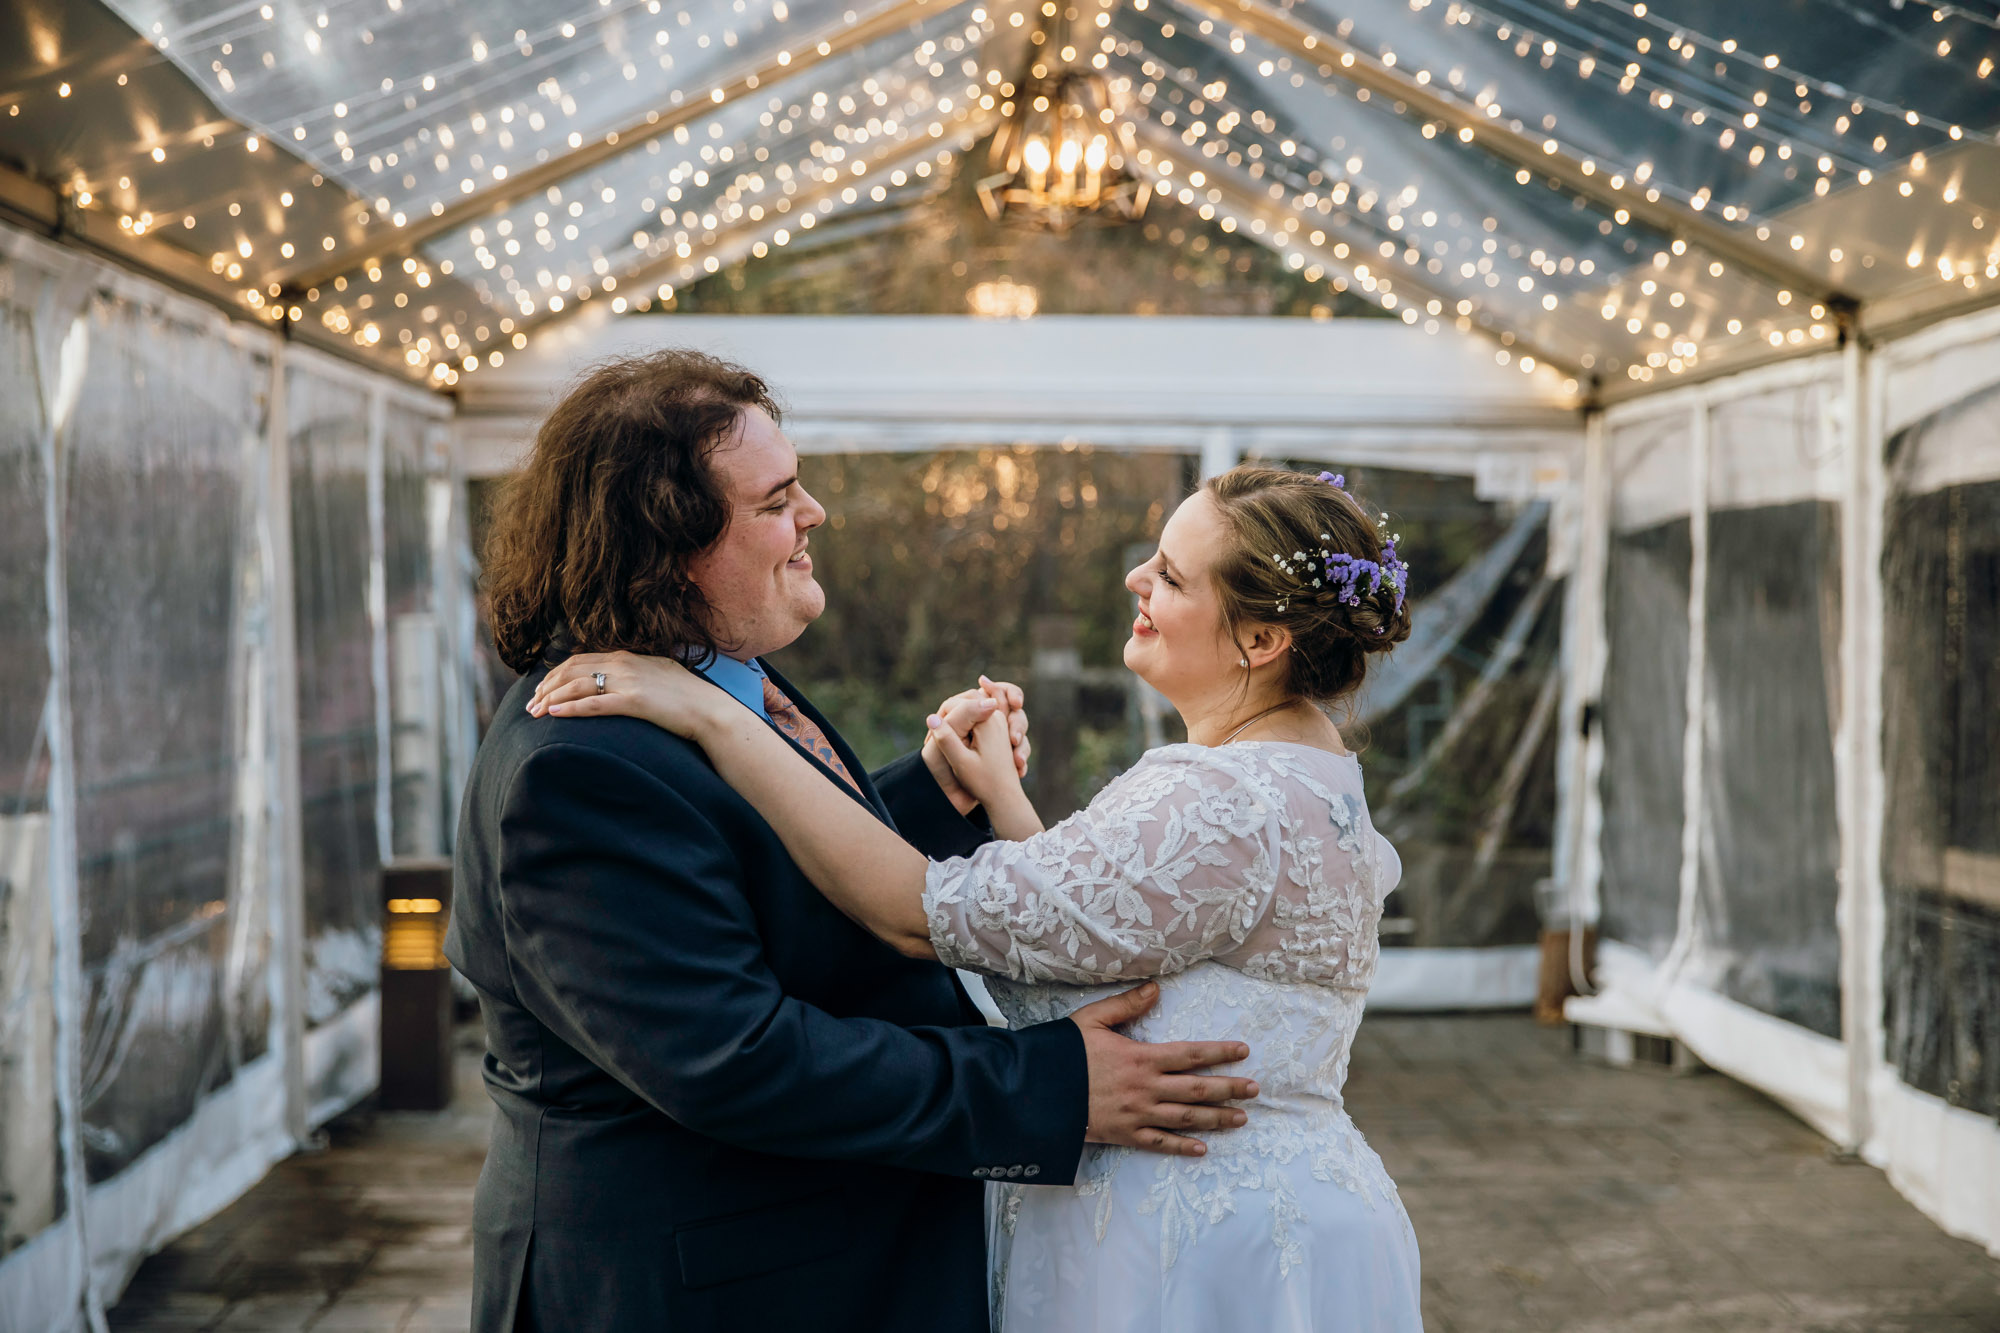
[1117, 38, 1671, 370]
[273, 0, 963, 287]
[403, 13, 1005, 331]
[97, 0, 887, 228]
[1156, 0, 1837, 296]
[1111, 13, 1832, 384]
[1108, 0, 1998, 392]
[1294, 0, 1992, 226]
[479, 111, 988, 351]
[4, 0, 1995, 398]
[0, 0, 433, 367]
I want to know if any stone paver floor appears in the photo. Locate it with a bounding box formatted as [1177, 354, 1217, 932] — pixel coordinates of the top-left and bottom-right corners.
[1347, 1017, 2000, 1332]
[108, 1016, 2000, 1332]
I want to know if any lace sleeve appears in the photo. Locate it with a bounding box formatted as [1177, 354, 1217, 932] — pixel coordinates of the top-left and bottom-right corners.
[921, 753, 1280, 984]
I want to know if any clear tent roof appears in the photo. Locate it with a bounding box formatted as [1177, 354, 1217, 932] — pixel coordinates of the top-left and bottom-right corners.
[7, 0, 1997, 401]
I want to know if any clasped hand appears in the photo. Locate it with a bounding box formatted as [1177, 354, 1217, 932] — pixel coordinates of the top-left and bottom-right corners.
[920, 675, 1030, 818]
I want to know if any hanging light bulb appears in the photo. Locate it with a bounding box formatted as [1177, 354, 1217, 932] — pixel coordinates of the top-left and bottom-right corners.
[979, 9, 1146, 231]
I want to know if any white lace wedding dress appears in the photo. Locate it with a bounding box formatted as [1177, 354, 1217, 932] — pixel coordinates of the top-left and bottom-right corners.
[924, 741, 1422, 1333]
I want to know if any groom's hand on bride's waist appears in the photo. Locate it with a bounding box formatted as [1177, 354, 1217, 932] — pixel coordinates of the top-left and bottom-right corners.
[1073, 982, 1259, 1158]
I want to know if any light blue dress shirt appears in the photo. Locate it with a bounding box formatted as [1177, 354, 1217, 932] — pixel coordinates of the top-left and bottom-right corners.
[693, 651, 772, 721]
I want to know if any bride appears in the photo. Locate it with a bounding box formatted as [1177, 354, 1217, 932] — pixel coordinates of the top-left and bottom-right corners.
[531, 464, 1423, 1332]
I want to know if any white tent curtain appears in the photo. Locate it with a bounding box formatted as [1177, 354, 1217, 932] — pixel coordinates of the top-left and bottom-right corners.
[1696, 371, 1846, 1040]
[1868, 307, 2000, 1261]
[0, 223, 476, 1332]
[1596, 405, 1693, 964]
[1582, 359, 1857, 1143]
[1572, 310, 2000, 1259]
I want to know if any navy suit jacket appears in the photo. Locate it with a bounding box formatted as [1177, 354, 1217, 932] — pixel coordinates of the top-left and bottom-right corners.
[443, 660, 1088, 1333]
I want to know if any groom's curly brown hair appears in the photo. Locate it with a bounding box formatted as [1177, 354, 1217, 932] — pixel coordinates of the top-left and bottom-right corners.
[484, 349, 782, 674]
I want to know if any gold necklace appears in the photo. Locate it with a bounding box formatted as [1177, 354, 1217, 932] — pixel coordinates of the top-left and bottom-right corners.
[1217, 700, 1296, 746]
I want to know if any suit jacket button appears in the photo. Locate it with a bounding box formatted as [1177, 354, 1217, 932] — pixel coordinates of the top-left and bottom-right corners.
[1006, 1165, 1024, 1179]
[972, 1167, 988, 1178]
[1024, 1165, 1041, 1178]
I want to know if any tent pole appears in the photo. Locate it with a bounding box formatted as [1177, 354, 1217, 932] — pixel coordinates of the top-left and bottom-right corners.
[1835, 323, 1885, 1155]
[1556, 410, 1610, 987]
[31, 278, 109, 1333]
[1661, 392, 1708, 993]
[1199, 428, 1241, 479]
[262, 351, 313, 1150]
[367, 390, 392, 867]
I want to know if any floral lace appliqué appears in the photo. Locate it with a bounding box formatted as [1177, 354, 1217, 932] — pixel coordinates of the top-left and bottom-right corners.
[943, 744, 1405, 1279]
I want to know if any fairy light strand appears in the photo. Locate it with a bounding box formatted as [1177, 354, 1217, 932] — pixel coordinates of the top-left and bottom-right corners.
[1574, 0, 1983, 140]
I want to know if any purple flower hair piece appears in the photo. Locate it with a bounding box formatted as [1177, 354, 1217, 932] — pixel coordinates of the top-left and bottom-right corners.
[1266, 476, 1411, 621]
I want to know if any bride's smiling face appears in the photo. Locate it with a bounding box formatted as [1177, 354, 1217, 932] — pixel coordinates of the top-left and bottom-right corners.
[1123, 491, 1247, 700]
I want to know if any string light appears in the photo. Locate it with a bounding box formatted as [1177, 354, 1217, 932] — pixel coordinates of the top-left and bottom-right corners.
[431, 17, 987, 318]
[269, 4, 1001, 379]
[1119, 28, 1622, 349]
[1115, 13, 1845, 374]
[1582, 0, 1988, 139]
[34, 0, 1991, 385]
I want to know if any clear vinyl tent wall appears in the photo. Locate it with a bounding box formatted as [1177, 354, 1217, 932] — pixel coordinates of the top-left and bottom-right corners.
[1869, 307, 2000, 1259]
[1568, 304, 2000, 1260]
[0, 225, 478, 1332]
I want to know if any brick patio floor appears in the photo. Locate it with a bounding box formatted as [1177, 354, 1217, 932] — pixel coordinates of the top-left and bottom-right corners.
[108, 1016, 2000, 1332]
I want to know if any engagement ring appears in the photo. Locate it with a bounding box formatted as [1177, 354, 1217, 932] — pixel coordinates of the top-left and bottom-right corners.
[593, 672, 608, 694]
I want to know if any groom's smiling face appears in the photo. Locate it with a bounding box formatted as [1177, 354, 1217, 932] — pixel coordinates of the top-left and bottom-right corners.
[685, 406, 828, 661]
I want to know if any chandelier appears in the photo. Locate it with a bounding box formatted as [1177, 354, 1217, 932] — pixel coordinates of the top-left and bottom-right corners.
[978, 37, 1148, 232]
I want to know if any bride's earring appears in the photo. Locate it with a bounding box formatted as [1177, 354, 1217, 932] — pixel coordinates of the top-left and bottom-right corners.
[1239, 658, 1250, 668]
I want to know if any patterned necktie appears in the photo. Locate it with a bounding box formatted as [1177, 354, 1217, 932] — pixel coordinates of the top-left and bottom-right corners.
[761, 678, 862, 794]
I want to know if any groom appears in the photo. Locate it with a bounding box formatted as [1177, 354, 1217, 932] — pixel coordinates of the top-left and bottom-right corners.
[445, 350, 1256, 1333]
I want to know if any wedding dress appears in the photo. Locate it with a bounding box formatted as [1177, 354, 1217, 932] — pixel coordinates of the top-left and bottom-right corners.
[924, 741, 1422, 1333]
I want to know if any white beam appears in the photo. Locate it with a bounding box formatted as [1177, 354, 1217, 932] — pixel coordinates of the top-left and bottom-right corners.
[456, 313, 1583, 473]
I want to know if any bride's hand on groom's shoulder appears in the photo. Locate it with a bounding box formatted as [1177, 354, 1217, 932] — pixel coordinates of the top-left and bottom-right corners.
[528, 650, 728, 739]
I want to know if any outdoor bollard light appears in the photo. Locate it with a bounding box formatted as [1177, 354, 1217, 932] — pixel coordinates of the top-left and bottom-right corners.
[380, 859, 455, 1111]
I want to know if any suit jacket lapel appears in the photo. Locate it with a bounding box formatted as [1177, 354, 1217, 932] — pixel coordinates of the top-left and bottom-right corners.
[690, 659, 896, 829]
[760, 660, 898, 827]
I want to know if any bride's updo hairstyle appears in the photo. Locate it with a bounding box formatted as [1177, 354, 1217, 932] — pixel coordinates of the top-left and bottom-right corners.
[1203, 465, 1413, 704]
